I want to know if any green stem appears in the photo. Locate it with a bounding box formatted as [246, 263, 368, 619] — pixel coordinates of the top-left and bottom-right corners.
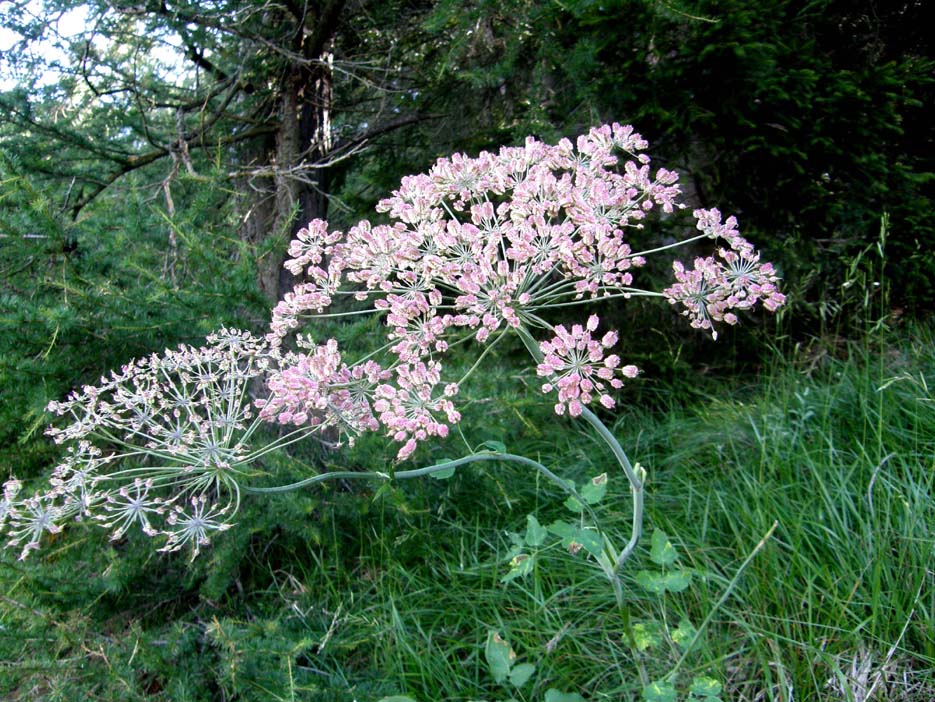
[629, 231, 708, 258]
[536, 290, 661, 309]
[457, 329, 506, 386]
[578, 406, 644, 570]
[241, 452, 603, 529]
[292, 307, 385, 320]
[513, 324, 645, 573]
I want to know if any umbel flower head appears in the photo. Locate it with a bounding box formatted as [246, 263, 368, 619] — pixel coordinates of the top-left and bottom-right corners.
[661, 209, 786, 338]
[1, 329, 281, 559]
[537, 315, 639, 417]
[266, 123, 784, 458]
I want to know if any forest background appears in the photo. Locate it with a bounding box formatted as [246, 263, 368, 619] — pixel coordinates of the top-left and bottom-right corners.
[0, 0, 933, 700]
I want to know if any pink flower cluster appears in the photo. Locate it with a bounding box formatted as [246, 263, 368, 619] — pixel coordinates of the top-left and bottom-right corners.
[537, 316, 639, 417]
[3, 125, 787, 560]
[265, 124, 701, 455]
[373, 361, 461, 461]
[257, 339, 388, 439]
[262, 126, 785, 455]
[663, 209, 786, 338]
[272, 126, 681, 349]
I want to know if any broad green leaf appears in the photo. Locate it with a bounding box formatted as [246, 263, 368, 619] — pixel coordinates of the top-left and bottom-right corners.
[671, 618, 698, 649]
[377, 697, 418, 702]
[546, 521, 601, 557]
[635, 569, 667, 594]
[643, 679, 677, 702]
[632, 621, 662, 651]
[507, 530, 525, 551]
[500, 554, 534, 583]
[650, 529, 678, 566]
[429, 463, 457, 479]
[579, 473, 608, 504]
[662, 569, 692, 593]
[524, 514, 548, 547]
[509, 662, 536, 687]
[574, 527, 604, 559]
[485, 631, 515, 683]
[546, 520, 577, 541]
[689, 676, 723, 697]
[558, 478, 583, 512]
[544, 690, 586, 702]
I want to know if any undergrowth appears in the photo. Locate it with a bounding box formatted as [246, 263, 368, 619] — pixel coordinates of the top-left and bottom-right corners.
[1, 326, 933, 701]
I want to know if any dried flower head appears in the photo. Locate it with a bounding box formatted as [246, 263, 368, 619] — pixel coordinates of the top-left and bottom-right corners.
[2, 329, 299, 558]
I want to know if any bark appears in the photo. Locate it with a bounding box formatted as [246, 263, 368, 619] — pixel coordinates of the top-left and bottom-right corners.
[242, 2, 341, 303]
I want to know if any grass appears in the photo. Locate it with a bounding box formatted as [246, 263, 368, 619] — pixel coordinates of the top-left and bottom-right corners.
[628, 329, 935, 701]
[2, 325, 934, 700]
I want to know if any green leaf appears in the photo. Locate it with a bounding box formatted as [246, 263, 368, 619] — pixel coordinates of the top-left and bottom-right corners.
[689, 676, 723, 697]
[574, 527, 604, 559]
[377, 697, 418, 702]
[662, 569, 692, 593]
[546, 520, 577, 542]
[429, 460, 457, 479]
[637, 568, 692, 594]
[544, 690, 586, 702]
[671, 618, 698, 650]
[643, 679, 678, 702]
[632, 621, 662, 651]
[485, 631, 515, 683]
[509, 662, 536, 687]
[500, 554, 534, 583]
[635, 569, 668, 594]
[507, 530, 525, 551]
[650, 529, 678, 567]
[579, 472, 608, 504]
[524, 514, 548, 547]
[558, 478, 583, 512]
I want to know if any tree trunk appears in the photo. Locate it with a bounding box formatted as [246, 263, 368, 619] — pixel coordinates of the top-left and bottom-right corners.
[242, 5, 340, 303]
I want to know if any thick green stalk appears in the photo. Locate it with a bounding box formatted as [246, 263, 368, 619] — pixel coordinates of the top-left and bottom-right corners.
[579, 406, 644, 569]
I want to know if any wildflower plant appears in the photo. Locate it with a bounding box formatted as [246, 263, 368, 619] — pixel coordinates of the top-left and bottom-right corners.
[2, 125, 784, 603]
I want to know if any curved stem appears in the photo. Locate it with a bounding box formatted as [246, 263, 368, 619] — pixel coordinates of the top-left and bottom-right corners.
[242, 439, 628, 597]
[242, 452, 599, 531]
[579, 406, 644, 570]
